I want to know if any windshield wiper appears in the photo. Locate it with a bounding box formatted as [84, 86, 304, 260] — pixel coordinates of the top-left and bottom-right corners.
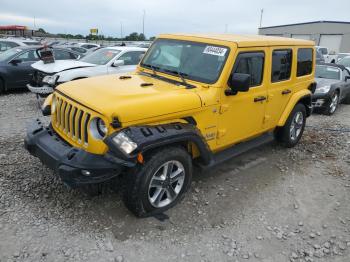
[142, 63, 159, 76]
[162, 69, 196, 89]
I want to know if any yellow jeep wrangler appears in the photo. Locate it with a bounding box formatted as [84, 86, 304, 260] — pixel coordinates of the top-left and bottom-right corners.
[25, 34, 315, 217]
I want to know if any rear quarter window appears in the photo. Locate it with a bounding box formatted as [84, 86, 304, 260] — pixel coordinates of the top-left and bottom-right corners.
[271, 49, 292, 82]
[297, 48, 313, 77]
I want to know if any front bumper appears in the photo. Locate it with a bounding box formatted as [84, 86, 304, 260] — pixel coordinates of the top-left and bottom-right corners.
[24, 119, 126, 188]
[27, 84, 54, 95]
[312, 93, 331, 109]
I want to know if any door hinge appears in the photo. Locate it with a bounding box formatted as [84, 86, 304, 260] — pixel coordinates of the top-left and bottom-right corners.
[217, 129, 226, 138]
[263, 115, 271, 123]
[219, 104, 229, 114]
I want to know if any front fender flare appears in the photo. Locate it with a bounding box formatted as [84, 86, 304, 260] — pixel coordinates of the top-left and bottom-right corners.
[277, 90, 312, 127]
[104, 123, 213, 165]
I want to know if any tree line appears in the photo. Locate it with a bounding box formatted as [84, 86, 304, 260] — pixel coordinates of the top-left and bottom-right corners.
[37, 28, 154, 41]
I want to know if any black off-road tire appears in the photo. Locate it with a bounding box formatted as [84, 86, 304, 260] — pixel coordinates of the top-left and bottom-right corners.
[123, 146, 192, 217]
[275, 103, 306, 148]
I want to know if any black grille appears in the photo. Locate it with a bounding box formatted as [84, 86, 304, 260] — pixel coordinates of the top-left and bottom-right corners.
[30, 71, 48, 87]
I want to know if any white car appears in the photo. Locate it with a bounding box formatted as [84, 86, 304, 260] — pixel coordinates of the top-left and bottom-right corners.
[336, 53, 350, 63]
[316, 46, 338, 63]
[27, 46, 147, 96]
[0, 38, 41, 53]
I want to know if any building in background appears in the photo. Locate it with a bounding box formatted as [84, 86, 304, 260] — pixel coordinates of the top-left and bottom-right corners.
[0, 25, 38, 37]
[259, 21, 350, 53]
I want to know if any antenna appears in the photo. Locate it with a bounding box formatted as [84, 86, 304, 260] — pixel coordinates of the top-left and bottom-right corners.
[120, 22, 123, 39]
[259, 9, 264, 28]
[142, 10, 145, 36]
[34, 16, 36, 29]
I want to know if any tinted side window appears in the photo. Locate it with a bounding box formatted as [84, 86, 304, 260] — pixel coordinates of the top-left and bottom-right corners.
[15, 50, 39, 62]
[297, 48, 313, 77]
[271, 50, 292, 82]
[234, 52, 264, 87]
[118, 51, 145, 65]
[54, 50, 73, 60]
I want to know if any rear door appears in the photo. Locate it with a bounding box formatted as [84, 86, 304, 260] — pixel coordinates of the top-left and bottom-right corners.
[264, 48, 294, 128]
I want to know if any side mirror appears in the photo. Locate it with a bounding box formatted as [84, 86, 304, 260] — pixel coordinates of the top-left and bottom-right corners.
[112, 60, 124, 67]
[345, 76, 350, 82]
[226, 73, 251, 96]
[9, 59, 22, 65]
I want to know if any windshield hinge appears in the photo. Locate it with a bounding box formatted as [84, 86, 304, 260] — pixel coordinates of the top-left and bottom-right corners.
[219, 104, 229, 114]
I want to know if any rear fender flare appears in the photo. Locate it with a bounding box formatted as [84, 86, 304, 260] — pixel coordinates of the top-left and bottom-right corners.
[277, 90, 312, 127]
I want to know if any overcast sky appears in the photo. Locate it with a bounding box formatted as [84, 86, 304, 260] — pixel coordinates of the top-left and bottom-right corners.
[0, 0, 349, 38]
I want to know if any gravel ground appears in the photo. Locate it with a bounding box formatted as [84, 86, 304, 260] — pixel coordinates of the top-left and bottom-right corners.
[0, 91, 350, 262]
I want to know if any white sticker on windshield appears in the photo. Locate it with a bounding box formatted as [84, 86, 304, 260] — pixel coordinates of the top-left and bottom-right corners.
[203, 46, 227, 56]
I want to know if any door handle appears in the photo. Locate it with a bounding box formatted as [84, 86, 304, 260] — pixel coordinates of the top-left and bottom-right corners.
[282, 89, 291, 95]
[254, 96, 267, 102]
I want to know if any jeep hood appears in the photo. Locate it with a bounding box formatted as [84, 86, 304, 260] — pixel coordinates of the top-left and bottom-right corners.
[56, 73, 202, 123]
[31, 60, 95, 74]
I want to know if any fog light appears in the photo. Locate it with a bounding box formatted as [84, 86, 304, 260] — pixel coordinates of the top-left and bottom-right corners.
[81, 170, 91, 176]
[316, 99, 325, 106]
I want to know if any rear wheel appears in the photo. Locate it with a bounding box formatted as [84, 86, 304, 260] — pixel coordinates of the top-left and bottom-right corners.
[275, 103, 306, 148]
[123, 147, 192, 217]
[324, 91, 339, 115]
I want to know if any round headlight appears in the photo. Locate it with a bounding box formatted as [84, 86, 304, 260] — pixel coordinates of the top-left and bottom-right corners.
[97, 118, 108, 137]
[89, 117, 108, 140]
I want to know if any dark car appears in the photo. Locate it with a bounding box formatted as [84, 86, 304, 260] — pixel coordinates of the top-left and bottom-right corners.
[0, 46, 81, 94]
[312, 63, 350, 115]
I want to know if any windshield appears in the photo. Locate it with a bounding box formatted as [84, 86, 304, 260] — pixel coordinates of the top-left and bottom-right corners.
[141, 39, 230, 84]
[315, 65, 341, 80]
[0, 48, 23, 61]
[80, 48, 120, 65]
[338, 57, 350, 67]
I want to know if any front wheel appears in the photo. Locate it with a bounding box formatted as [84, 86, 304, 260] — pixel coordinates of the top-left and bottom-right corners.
[123, 147, 192, 217]
[324, 91, 339, 115]
[275, 103, 306, 148]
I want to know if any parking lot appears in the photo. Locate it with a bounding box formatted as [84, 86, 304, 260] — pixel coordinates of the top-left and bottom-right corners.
[0, 91, 349, 262]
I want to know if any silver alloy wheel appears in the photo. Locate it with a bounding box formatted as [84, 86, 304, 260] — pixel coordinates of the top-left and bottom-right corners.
[329, 93, 339, 114]
[289, 111, 304, 141]
[148, 160, 185, 208]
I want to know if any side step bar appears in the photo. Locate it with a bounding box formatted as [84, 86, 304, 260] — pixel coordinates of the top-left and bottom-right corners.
[197, 132, 274, 170]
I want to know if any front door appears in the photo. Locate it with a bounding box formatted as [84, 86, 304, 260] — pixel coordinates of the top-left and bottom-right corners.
[8, 50, 39, 88]
[217, 48, 268, 147]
